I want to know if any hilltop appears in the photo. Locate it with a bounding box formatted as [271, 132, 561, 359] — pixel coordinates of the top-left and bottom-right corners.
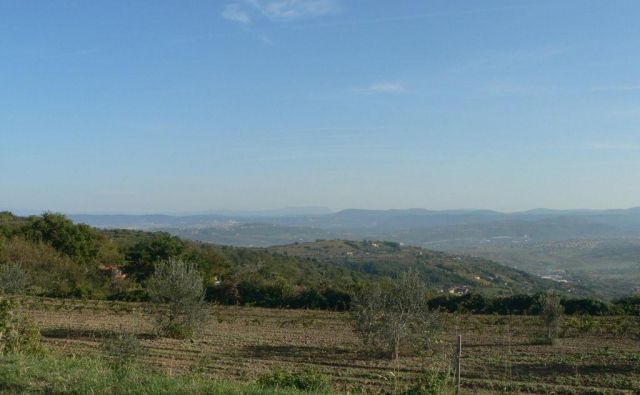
[266, 239, 579, 296]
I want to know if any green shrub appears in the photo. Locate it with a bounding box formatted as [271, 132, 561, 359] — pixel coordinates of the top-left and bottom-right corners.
[0, 354, 322, 395]
[0, 297, 43, 355]
[107, 288, 149, 302]
[102, 332, 144, 370]
[538, 291, 564, 343]
[23, 212, 104, 263]
[0, 262, 30, 295]
[146, 258, 208, 338]
[562, 298, 611, 316]
[257, 368, 331, 392]
[404, 370, 450, 395]
[613, 295, 640, 316]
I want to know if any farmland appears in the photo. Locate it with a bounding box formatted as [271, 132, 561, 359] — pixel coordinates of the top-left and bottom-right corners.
[13, 297, 640, 394]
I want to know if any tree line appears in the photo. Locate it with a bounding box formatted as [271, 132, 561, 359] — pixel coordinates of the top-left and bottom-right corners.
[0, 212, 637, 316]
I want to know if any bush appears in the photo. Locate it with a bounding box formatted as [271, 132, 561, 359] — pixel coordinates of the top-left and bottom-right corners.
[257, 368, 330, 392]
[146, 258, 208, 338]
[404, 370, 450, 395]
[487, 294, 535, 315]
[0, 354, 328, 395]
[107, 288, 149, 302]
[0, 262, 30, 295]
[613, 295, 640, 316]
[563, 298, 611, 316]
[0, 297, 43, 355]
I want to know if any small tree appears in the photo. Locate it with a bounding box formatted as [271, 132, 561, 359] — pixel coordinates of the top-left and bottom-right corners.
[351, 271, 440, 363]
[146, 258, 208, 338]
[539, 291, 563, 343]
[0, 262, 30, 295]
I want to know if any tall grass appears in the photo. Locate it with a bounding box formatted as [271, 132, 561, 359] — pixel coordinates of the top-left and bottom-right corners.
[0, 354, 333, 395]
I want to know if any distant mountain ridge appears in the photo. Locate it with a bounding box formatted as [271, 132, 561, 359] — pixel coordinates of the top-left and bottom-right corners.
[69, 206, 640, 236]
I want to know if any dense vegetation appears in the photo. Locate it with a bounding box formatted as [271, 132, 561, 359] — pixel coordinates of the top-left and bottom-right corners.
[0, 212, 636, 315]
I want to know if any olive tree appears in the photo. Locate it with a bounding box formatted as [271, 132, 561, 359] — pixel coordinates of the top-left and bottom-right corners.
[539, 291, 563, 343]
[351, 271, 440, 362]
[146, 258, 208, 338]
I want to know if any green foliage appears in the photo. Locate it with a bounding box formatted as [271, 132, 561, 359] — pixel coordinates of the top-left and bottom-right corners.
[0, 212, 28, 238]
[124, 233, 185, 281]
[23, 212, 104, 263]
[0, 212, 638, 316]
[206, 277, 351, 310]
[0, 237, 104, 298]
[0, 354, 324, 394]
[404, 370, 450, 395]
[146, 258, 208, 338]
[257, 368, 331, 392]
[564, 314, 596, 335]
[613, 295, 640, 316]
[0, 297, 43, 355]
[267, 239, 558, 297]
[0, 262, 30, 295]
[562, 298, 612, 315]
[107, 288, 149, 302]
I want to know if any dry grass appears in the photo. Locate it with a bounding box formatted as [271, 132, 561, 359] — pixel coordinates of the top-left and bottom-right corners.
[18, 297, 640, 394]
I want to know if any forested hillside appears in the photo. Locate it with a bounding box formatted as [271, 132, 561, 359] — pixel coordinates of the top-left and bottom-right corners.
[0, 212, 594, 307]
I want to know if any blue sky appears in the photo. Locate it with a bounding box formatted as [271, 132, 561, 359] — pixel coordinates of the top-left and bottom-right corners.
[2, 0, 640, 213]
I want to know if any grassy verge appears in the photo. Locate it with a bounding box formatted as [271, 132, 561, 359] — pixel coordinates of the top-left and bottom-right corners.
[0, 354, 334, 395]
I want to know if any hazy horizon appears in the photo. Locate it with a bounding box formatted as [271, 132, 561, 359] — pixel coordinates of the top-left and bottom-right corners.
[4, 204, 640, 217]
[3, 1, 640, 213]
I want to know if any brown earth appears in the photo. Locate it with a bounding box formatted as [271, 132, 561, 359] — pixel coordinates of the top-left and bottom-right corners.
[18, 297, 640, 394]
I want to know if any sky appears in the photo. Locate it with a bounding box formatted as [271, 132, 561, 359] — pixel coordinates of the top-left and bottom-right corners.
[2, 0, 640, 214]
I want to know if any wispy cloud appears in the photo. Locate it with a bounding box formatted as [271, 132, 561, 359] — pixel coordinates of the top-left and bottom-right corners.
[590, 85, 640, 93]
[222, 3, 252, 24]
[259, 34, 274, 45]
[222, 0, 340, 25]
[296, 4, 533, 29]
[360, 82, 408, 94]
[248, 0, 340, 20]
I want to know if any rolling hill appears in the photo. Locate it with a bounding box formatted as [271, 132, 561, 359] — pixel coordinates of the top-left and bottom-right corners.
[63, 208, 640, 298]
[0, 212, 584, 300]
[265, 239, 579, 296]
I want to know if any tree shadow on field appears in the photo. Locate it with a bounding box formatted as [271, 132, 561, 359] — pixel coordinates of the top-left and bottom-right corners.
[512, 361, 637, 378]
[41, 327, 157, 341]
[240, 344, 419, 372]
